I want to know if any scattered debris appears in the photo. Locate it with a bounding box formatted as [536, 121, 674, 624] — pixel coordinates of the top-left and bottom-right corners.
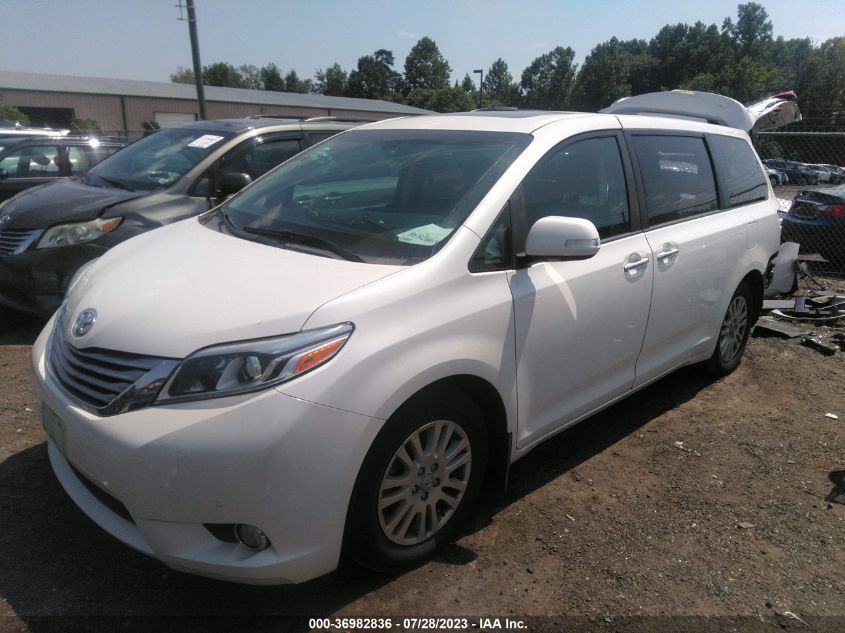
[673, 441, 685, 450]
[826, 413, 839, 420]
[753, 317, 808, 339]
[781, 611, 808, 625]
[800, 335, 838, 356]
[565, 514, 575, 522]
[737, 522, 755, 529]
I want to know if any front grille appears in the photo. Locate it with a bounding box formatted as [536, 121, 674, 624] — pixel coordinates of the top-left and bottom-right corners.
[49, 323, 166, 412]
[0, 228, 42, 256]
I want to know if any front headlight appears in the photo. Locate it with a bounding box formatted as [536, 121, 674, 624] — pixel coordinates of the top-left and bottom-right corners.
[37, 217, 123, 249]
[157, 323, 353, 403]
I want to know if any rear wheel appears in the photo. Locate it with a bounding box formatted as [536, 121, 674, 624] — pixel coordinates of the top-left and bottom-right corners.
[704, 281, 754, 376]
[345, 387, 488, 571]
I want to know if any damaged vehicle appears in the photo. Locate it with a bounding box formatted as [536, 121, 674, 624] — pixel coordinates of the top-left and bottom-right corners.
[781, 185, 845, 265]
[32, 90, 796, 585]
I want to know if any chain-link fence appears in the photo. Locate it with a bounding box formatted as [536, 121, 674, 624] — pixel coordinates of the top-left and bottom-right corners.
[753, 129, 845, 276]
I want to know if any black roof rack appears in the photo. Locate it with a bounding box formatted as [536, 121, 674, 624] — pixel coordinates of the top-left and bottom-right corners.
[303, 116, 376, 123]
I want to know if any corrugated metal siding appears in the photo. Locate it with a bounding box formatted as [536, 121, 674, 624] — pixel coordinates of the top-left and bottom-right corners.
[1, 89, 408, 132]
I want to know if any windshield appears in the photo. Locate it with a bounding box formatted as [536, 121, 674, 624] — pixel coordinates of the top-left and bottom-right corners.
[88, 127, 234, 191]
[221, 129, 531, 264]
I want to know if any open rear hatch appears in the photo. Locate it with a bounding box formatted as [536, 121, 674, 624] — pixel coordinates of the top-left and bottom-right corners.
[601, 89, 801, 133]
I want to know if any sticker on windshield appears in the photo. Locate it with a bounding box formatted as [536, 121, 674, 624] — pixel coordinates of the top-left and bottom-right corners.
[187, 135, 225, 149]
[396, 224, 452, 246]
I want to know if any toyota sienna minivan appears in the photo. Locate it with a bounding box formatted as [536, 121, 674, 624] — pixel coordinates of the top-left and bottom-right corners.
[31, 91, 790, 584]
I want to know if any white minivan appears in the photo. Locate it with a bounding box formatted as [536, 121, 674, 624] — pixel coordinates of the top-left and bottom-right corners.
[31, 92, 785, 584]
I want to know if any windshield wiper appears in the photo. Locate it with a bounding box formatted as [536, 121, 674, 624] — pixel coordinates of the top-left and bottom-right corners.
[97, 175, 135, 192]
[242, 226, 364, 263]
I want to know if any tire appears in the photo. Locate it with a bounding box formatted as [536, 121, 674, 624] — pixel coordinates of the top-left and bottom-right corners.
[703, 281, 754, 376]
[345, 387, 488, 572]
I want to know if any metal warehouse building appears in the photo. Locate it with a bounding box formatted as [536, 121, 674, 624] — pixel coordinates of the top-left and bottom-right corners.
[0, 70, 430, 133]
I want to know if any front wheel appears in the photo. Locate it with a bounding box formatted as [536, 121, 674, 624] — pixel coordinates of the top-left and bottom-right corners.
[704, 281, 754, 376]
[345, 388, 488, 571]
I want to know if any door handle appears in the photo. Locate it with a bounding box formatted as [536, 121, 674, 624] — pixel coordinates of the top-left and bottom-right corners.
[656, 246, 679, 260]
[624, 257, 649, 272]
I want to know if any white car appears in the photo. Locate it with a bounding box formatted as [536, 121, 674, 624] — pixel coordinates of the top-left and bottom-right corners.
[31, 91, 785, 584]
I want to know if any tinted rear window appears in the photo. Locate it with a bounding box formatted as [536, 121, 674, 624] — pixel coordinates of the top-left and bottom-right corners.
[633, 135, 718, 226]
[709, 135, 768, 207]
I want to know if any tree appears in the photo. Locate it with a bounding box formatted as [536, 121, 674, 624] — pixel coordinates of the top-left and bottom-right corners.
[202, 62, 244, 88]
[347, 49, 402, 100]
[460, 74, 476, 93]
[723, 2, 773, 56]
[405, 85, 475, 113]
[238, 64, 262, 90]
[519, 46, 578, 109]
[0, 105, 29, 126]
[574, 38, 632, 111]
[404, 37, 451, 93]
[484, 58, 519, 106]
[284, 70, 311, 93]
[314, 63, 348, 96]
[71, 117, 101, 133]
[170, 66, 195, 84]
[260, 63, 285, 92]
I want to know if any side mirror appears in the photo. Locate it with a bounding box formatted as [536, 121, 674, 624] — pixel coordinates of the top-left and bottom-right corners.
[525, 216, 600, 259]
[0, 168, 7, 180]
[218, 172, 252, 197]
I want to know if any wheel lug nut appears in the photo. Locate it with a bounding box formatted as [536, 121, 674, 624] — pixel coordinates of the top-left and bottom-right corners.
[434, 478, 440, 487]
[431, 464, 438, 471]
[421, 492, 428, 501]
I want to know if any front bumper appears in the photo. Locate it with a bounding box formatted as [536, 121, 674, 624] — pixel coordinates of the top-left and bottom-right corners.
[0, 243, 107, 314]
[31, 319, 383, 584]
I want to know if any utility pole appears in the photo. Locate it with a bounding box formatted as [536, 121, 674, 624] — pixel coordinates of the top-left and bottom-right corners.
[177, 0, 207, 120]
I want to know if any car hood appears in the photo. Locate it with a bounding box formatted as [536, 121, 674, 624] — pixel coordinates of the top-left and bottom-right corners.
[0, 179, 143, 229]
[63, 218, 404, 358]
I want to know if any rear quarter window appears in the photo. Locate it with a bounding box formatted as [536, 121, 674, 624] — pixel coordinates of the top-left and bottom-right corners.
[709, 135, 768, 207]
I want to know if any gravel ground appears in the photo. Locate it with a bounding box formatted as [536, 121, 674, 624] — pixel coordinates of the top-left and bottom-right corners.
[0, 299, 843, 633]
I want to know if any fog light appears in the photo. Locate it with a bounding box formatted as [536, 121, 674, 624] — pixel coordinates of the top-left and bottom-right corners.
[234, 523, 270, 551]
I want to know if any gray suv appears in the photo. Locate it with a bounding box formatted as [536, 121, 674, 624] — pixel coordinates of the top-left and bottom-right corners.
[0, 117, 359, 314]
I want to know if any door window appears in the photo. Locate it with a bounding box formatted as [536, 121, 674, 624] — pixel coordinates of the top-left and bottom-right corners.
[67, 146, 92, 175]
[708, 135, 768, 207]
[221, 138, 301, 181]
[632, 135, 717, 226]
[521, 136, 631, 240]
[0, 145, 61, 177]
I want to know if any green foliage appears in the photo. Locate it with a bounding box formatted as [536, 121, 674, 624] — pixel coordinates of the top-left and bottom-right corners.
[404, 37, 451, 92]
[348, 50, 402, 100]
[170, 66, 195, 84]
[202, 62, 245, 88]
[520, 46, 577, 110]
[238, 64, 262, 90]
[314, 63, 348, 96]
[161, 7, 844, 123]
[485, 58, 520, 106]
[71, 117, 101, 133]
[260, 63, 285, 92]
[0, 105, 29, 125]
[284, 70, 312, 94]
[406, 86, 475, 113]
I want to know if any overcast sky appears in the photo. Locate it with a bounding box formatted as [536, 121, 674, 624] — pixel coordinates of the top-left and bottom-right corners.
[3, 0, 843, 86]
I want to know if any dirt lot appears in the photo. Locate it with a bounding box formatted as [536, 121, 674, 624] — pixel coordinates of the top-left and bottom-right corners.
[1, 293, 844, 633]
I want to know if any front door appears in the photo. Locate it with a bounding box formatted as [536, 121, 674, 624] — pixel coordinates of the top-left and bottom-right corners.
[509, 133, 653, 447]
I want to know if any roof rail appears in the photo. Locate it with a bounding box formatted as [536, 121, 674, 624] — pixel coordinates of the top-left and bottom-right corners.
[302, 116, 377, 123]
[471, 107, 518, 112]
